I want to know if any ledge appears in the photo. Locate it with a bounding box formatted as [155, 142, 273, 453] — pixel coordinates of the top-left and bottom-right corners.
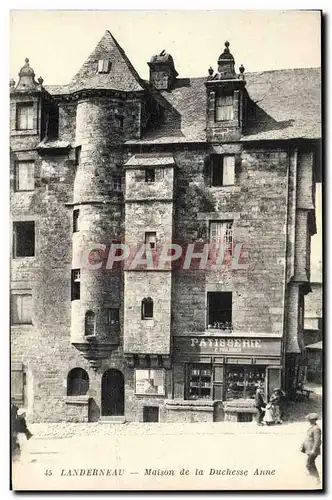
[65, 396, 90, 405]
[165, 399, 215, 412]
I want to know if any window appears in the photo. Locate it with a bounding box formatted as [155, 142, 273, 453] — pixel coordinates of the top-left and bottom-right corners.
[207, 292, 232, 330]
[71, 269, 81, 300]
[188, 364, 212, 400]
[73, 210, 79, 233]
[13, 221, 35, 257]
[11, 363, 27, 407]
[98, 59, 112, 74]
[145, 168, 155, 183]
[215, 94, 234, 121]
[75, 146, 81, 166]
[67, 368, 89, 396]
[210, 155, 235, 186]
[114, 112, 124, 129]
[141, 297, 153, 319]
[209, 221, 233, 256]
[145, 232, 157, 250]
[45, 104, 59, 140]
[15, 161, 35, 191]
[85, 311, 95, 337]
[112, 175, 123, 192]
[11, 293, 32, 325]
[106, 308, 120, 329]
[16, 102, 34, 130]
[135, 369, 165, 395]
[225, 365, 265, 400]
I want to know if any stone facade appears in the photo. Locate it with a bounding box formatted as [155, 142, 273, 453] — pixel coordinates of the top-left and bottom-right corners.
[10, 32, 321, 423]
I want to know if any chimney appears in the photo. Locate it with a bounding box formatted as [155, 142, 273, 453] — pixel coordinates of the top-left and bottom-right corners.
[148, 50, 178, 91]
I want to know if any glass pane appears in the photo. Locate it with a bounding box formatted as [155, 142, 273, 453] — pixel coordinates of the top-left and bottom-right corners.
[21, 295, 32, 323]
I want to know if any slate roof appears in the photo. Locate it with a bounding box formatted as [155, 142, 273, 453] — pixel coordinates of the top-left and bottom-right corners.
[124, 154, 175, 168]
[44, 31, 321, 144]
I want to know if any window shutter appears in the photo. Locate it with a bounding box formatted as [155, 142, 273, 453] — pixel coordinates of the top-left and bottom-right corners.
[223, 156, 235, 185]
[22, 295, 32, 324]
[11, 363, 24, 405]
[17, 162, 35, 191]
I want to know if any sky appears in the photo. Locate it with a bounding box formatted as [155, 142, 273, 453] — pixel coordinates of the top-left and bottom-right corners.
[9, 10, 321, 84]
[8, 9, 322, 280]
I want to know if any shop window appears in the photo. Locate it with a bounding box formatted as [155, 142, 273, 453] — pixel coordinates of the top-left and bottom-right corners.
[145, 168, 155, 183]
[73, 209, 79, 233]
[105, 308, 120, 331]
[85, 311, 95, 337]
[209, 221, 233, 256]
[71, 269, 80, 300]
[13, 221, 35, 257]
[112, 175, 123, 192]
[188, 364, 212, 400]
[15, 161, 35, 191]
[145, 231, 157, 250]
[16, 102, 34, 130]
[215, 94, 234, 121]
[141, 297, 153, 319]
[210, 155, 235, 186]
[11, 293, 32, 325]
[207, 292, 232, 330]
[225, 365, 266, 400]
[98, 59, 112, 74]
[67, 368, 89, 396]
[135, 369, 165, 396]
[11, 363, 27, 407]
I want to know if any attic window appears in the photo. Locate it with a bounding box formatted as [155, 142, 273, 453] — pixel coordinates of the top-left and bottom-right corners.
[98, 60, 111, 74]
[215, 94, 234, 121]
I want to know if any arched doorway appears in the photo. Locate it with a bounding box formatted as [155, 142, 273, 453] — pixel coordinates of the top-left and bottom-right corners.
[101, 369, 124, 416]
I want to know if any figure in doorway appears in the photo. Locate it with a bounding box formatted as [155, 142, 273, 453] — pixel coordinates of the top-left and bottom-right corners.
[270, 388, 283, 424]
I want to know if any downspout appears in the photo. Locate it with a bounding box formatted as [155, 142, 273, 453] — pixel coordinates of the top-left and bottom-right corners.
[281, 145, 298, 389]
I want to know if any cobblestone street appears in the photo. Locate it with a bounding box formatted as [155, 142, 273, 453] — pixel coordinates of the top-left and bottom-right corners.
[12, 417, 323, 491]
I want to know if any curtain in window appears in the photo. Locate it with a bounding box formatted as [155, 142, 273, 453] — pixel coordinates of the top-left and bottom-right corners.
[17, 105, 33, 130]
[223, 156, 235, 185]
[215, 95, 234, 121]
[85, 311, 95, 336]
[16, 162, 34, 191]
[209, 221, 233, 254]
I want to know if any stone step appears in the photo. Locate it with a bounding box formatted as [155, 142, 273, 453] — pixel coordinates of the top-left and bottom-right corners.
[99, 416, 126, 424]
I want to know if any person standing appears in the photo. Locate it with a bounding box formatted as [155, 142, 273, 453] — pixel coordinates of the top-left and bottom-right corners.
[254, 387, 265, 426]
[270, 389, 283, 424]
[300, 413, 322, 485]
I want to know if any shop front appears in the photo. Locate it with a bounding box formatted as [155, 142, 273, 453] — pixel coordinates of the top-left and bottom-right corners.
[166, 335, 283, 423]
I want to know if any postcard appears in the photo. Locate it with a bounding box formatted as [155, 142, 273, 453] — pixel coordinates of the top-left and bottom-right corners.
[10, 9, 323, 491]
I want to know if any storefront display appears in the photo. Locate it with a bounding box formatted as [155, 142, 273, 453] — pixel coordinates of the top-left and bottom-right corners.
[225, 365, 266, 399]
[188, 365, 212, 399]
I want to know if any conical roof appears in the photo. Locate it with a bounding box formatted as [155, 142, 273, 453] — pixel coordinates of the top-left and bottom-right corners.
[68, 30, 144, 93]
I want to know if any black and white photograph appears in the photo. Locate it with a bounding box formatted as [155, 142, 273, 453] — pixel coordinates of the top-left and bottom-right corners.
[9, 9, 323, 491]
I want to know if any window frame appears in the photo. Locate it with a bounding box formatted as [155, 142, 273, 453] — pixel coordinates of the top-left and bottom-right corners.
[105, 308, 120, 329]
[210, 155, 235, 187]
[112, 175, 123, 192]
[224, 365, 266, 400]
[67, 368, 89, 396]
[15, 160, 35, 192]
[209, 220, 234, 257]
[16, 102, 34, 130]
[145, 231, 157, 250]
[215, 93, 234, 122]
[187, 364, 212, 400]
[207, 291, 232, 330]
[84, 310, 96, 337]
[145, 168, 155, 183]
[135, 369, 166, 396]
[73, 209, 79, 233]
[11, 363, 27, 407]
[97, 59, 112, 74]
[71, 269, 81, 301]
[141, 297, 153, 320]
[11, 292, 33, 325]
[13, 221, 35, 258]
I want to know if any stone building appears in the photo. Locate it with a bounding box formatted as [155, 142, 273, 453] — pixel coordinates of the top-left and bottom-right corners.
[10, 31, 321, 423]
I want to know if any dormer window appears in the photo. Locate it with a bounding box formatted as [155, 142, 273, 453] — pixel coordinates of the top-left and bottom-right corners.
[215, 94, 234, 122]
[98, 59, 111, 74]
